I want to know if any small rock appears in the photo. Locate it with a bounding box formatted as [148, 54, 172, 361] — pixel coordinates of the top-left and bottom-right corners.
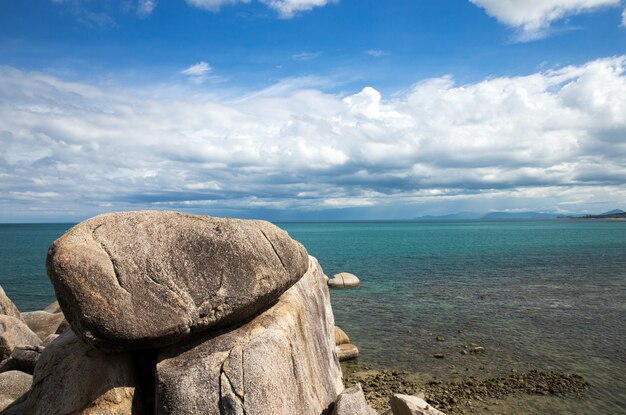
[328, 272, 361, 288]
[390, 394, 447, 415]
[433, 353, 445, 359]
[0, 286, 22, 322]
[335, 326, 350, 346]
[470, 346, 485, 354]
[337, 343, 360, 361]
[435, 335, 445, 342]
[0, 315, 42, 361]
[332, 384, 377, 415]
[0, 345, 44, 375]
[21, 311, 66, 341]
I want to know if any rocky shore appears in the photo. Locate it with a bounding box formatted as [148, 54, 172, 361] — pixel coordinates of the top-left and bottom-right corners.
[0, 210, 591, 414]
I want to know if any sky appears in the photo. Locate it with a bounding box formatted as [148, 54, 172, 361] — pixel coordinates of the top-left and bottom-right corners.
[1, 0, 626, 222]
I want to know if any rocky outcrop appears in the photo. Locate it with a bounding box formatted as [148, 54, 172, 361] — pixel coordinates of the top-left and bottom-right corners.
[328, 272, 360, 288]
[390, 394, 446, 415]
[21, 311, 66, 340]
[0, 286, 22, 322]
[156, 256, 343, 415]
[332, 384, 377, 415]
[0, 370, 31, 411]
[0, 315, 42, 361]
[46, 211, 309, 351]
[17, 330, 142, 415]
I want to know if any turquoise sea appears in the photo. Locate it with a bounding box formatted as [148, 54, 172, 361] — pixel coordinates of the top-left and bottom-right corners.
[1, 220, 625, 413]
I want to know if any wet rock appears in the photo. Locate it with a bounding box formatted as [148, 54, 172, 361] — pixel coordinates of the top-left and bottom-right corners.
[337, 343, 359, 361]
[156, 256, 343, 415]
[18, 330, 142, 415]
[0, 345, 44, 375]
[0, 315, 42, 361]
[21, 311, 66, 341]
[332, 384, 377, 415]
[46, 211, 309, 351]
[0, 286, 22, 322]
[328, 272, 361, 288]
[0, 370, 32, 411]
[391, 394, 447, 415]
[335, 326, 350, 345]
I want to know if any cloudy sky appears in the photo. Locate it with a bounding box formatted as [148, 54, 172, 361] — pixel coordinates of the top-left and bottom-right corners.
[1, 0, 626, 222]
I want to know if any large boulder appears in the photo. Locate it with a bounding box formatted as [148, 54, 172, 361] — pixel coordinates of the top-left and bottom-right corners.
[390, 394, 446, 415]
[334, 326, 350, 345]
[0, 315, 42, 361]
[0, 286, 22, 322]
[46, 211, 309, 351]
[17, 330, 143, 415]
[0, 370, 31, 411]
[21, 311, 66, 340]
[328, 272, 360, 288]
[43, 301, 62, 314]
[156, 256, 343, 415]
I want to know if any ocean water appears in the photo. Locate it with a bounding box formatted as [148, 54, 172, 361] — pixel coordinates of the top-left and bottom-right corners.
[1, 220, 625, 413]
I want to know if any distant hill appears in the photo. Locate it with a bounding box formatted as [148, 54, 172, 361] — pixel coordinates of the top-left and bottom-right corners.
[600, 209, 625, 216]
[414, 211, 558, 221]
[581, 209, 626, 219]
[414, 212, 483, 221]
[481, 211, 558, 220]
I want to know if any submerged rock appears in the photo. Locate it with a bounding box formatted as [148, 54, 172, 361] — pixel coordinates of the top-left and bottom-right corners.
[18, 330, 141, 415]
[0, 315, 42, 362]
[21, 311, 66, 341]
[156, 256, 343, 415]
[328, 272, 361, 288]
[46, 211, 309, 351]
[0, 370, 32, 411]
[0, 286, 22, 322]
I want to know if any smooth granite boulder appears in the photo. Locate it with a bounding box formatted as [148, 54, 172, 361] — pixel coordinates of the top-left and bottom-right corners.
[46, 211, 309, 351]
[332, 384, 377, 415]
[328, 272, 361, 288]
[334, 326, 350, 345]
[156, 256, 343, 415]
[336, 343, 359, 361]
[21, 311, 66, 341]
[0, 315, 42, 361]
[0, 286, 22, 322]
[390, 394, 446, 415]
[0, 370, 32, 411]
[18, 330, 142, 415]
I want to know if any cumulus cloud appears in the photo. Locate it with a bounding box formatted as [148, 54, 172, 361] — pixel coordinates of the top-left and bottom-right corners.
[1, 57, 626, 220]
[470, 0, 621, 40]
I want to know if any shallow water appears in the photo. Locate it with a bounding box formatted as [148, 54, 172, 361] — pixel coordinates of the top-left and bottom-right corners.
[0, 220, 625, 413]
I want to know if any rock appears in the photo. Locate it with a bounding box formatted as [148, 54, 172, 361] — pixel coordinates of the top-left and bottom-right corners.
[435, 335, 445, 342]
[335, 326, 350, 345]
[43, 301, 62, 314]
[332, 384, 377, 415]
[0, 315, 42, 361]
[42, 334, 59, 347]
[21, 311, 66, 340]
[0, 345, 44, 375]
[328, 272, 361, 288]
[0, 286, 22, 322]
[0, 370, 32, 411]
[337, 343, 359, 361]
[470, 346, 485, 354]
[390, 394, 446, 415]
[46, 211, 309, 351]
[17, 330, 142, 415]
[156, 256, 343, 415]
[433, 353, 445, 359]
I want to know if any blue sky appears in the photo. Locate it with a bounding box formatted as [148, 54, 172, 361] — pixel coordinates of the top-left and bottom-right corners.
[1, 0, 626, 222]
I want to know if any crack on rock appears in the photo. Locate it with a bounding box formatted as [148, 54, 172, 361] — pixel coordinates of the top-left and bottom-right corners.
[92, 224, 130, 295]
[219, 349, 246, 415]
[260, 230, 287, 272]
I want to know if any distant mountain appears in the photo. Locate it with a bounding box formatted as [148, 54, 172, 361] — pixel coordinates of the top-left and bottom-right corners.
[481, 211, 558, 220]
[580, 209, 626, 219]
[414, 212, 483, 221]
[600, 209, 625, 216]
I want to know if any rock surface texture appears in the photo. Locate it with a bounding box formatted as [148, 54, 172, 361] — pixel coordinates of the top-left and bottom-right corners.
[0, 315, 42, 361]
[17, 330, 141, 415]
[0, 286, 22, 322]
[332, 384, 377, 415]
[156, 256, 343, 415]
[0, 370, 32, 411]
[328, 272, 361, 288]
[390, 394, 446, 415]
[46, 211, 309, 351]
[0, 345, 44, 375]
[21, 311, 66, 340]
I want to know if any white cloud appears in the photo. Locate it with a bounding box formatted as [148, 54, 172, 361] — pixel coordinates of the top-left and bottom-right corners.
[1, 57, 626, 220]
[137, 0, 156, 16]
[292, 52, 321, 61]
[260, 0, 335, 18]
[185, 0, 250, 12]
[622, 7, 626, 26]
[365, 49, 387, 58]
[180, 61, 212, 83]
[470, 0, 621, 40]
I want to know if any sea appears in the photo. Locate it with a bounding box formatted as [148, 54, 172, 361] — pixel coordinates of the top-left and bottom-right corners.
[1, 220, 625, 414]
